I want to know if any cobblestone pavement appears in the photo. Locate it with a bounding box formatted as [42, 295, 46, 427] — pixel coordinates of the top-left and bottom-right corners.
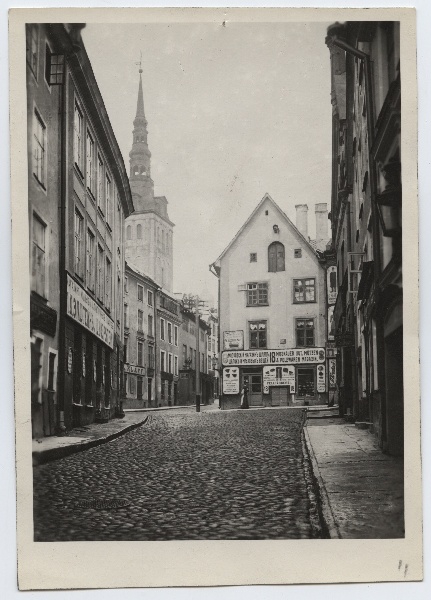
[33, 408, 322, 541]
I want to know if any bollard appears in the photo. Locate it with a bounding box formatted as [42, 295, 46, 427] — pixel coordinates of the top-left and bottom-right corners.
[196, 394, 201, 413]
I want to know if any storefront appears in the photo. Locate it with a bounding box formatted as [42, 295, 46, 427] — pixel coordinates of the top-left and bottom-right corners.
[220, 347, 327, 409]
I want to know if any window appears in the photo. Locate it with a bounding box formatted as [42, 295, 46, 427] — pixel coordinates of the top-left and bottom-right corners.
[148, 314, 153, 337]
[148, 290, 153, 306]
[45, 47, 64, 85]
[33, 110, 46, 187]
[97, 156, 104, 211]
[129, 375, 136, 395]
[26, 25, 38, 76]
[137, 284, 144, 302]
[124, 276, 128, 294]
[294, 249, 302, 259]
[86, 229, 95, 291]
[124, 303, 129, 328]
[148, 345, 155, 369]
[160, 318, 165, 340]
[296, 318, 315, 347]
[190, 347, 194, 368]
[74, 210, 84, 278]
[106, 174, 112, 227]
[268, 242, 285, 272]
[174, 356, 178, 376]
[137, 224, 142, 239]
[138, 309, 144, 332]
[201, 352, 205, 372]
[123, 336, 128, 363]
[137, 376, 143, 400]
[249, 321, 267, 349]
[137, 341, 144, 366]
[250, 253, 257, 262]
[293, 278, 316, 303]
[182, 345, 187, 365]
[126, 225, 132, 240]
[105, 258, 112, 310]
[97, 244, 104, 300]
[168, 353, 173, 374]
[246, 282, 268, 306]
[86, 131, 95, 194]
[167, 322, 172, 344]
[31, 214, 46, 297]
[297, 368, 315, 397]
[160, 350, 166, 372]
[74, 102, 84, 174]
[174, 325, 178, 346]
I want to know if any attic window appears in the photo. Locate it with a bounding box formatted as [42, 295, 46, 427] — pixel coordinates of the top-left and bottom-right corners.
[45, 46, 65, 85]
[250, 253, 257, 263]
[265, 210, 269, 216]
[294, 249, 302, 258]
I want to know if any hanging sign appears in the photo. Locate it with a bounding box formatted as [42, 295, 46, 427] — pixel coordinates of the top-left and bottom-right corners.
[317, 364, 326, 393]
[223, 330, 244, 351]
[222, 347, 325, 366]
[328, 305, 335, 341]
[327, 266, 338, 305]
[263, 365, 295, 394]
[223, 366, 240, 394]
[328, 358, 336, 389]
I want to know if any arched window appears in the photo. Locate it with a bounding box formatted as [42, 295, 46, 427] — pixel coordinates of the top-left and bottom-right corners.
[137, 224, 142, 239]
[126, 225, 132, 240]
[268, 242, 285, 272]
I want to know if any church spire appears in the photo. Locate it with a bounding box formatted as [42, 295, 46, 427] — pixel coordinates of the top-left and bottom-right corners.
[129, 65, 153, 203]
[136, 72, 145, 119]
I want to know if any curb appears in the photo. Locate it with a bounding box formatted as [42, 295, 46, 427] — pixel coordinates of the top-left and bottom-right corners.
[32, 416, 150, 466]
[303, 424, 341, 539]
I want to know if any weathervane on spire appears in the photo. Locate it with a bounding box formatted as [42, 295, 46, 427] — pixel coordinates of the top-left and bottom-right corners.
[136, 51, 143, 74]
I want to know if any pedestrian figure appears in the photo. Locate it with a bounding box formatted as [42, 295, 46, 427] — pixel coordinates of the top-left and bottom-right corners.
[240, 383, 249, 409]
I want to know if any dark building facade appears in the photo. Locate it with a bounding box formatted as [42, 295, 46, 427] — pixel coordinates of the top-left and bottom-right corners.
[326, 21, 402, 454]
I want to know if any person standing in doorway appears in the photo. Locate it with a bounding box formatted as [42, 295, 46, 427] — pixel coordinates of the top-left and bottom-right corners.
[240, 383, 249, 409]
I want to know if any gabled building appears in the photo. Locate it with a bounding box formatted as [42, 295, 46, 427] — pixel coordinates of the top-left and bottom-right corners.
[326, 21, 402, 455]
[210, 194, 330, 409]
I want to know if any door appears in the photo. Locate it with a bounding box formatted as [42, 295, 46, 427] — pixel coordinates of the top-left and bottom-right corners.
[243, 373, 263, 406]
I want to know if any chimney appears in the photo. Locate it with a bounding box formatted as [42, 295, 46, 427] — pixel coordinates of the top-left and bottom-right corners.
[315, 203, 328, 245]
[295, 204, 308, 238]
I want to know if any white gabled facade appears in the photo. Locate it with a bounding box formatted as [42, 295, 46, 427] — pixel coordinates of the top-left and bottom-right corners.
[211, 194, 329, 409]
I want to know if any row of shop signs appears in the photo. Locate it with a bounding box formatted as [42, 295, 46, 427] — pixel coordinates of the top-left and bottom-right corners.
[222, 347, 325, 366]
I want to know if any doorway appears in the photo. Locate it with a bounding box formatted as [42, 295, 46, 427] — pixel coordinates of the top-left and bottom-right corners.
[243, 372, 263, 406]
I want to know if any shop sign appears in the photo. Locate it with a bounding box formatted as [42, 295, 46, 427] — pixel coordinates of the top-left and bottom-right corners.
[328, 358, 336, 389]
[67, 348, 73, 374]
[223, 330, 244, 351]
[263, 365, 295, 394]
[327, 266, 338, 305]
[328, 305, 335, 341]
[223, 366, 240, 394]
[124, 364, 146, 377]
[222, 348, 325, 366]
[66, 274, 114, 349]
[317, 364, 326, 392]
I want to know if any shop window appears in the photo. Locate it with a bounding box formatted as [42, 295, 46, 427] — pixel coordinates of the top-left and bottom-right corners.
[249, 321, 267, 349]
[268, 242, 285, 272]
[246, 282, 268, 306]
[296, 319, 315, 347]
[293, 278, 316, 303]
[32, 213, 47, 297]
[297, 368, 315, 397]
[33, 109, 46, 187]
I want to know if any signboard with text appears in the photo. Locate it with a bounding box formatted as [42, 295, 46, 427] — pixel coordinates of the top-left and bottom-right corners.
[223, 330, 244, 351]
[124, 364, 146, 377]
[66, 274, 114, 348]
[328, 305, 335, 341]
[222, 347, 325, 366]
[222, 367, 240, 394]
[327, 266, 338, 305]
[263, 365, 295, 394]
[328, 358, 336, 389]
[316, 364, 326, 393]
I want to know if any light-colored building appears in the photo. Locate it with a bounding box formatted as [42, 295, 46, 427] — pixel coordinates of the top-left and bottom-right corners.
[211, 194, 330, 409]
[157, 290, 181, 406]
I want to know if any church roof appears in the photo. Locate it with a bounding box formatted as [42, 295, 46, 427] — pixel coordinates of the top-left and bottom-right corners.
[136, 73, 146, 119]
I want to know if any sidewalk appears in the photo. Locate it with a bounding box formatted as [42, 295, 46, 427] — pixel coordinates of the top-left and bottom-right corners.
[304, 417, 404, 538]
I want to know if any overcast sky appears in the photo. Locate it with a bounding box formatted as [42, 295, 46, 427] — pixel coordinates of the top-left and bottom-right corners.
[82, 21, 332, 304]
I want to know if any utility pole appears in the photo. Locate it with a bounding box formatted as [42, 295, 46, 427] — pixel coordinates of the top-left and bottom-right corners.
[195, 295, 200, 412]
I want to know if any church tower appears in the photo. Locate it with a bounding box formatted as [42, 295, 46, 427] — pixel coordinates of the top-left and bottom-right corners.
[125, 68, 174, 292]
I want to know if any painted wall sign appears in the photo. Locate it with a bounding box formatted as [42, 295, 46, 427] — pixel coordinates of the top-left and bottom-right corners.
[328, 305, 335, 341]
[328, 358, 336, 389]
[317, 364, 326, 393]
[263, 365, 295, 394]
[222, 366, 240, 394]
[327, 266, 338, 305]
[223, 330, 244, 351]
[66, 274, 114, 349]
[124, 364, 146, 377]
[222, 348, 325, 366]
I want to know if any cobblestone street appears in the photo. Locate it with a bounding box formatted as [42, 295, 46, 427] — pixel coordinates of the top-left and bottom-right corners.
[33, 408, 322, 541]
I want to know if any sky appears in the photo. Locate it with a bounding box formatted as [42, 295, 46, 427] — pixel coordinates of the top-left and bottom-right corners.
[82, 20, 332, 305]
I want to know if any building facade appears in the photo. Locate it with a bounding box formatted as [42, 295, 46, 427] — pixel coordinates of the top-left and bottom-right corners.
[27, 24, 134, 436]
[211, 194, 330, 409]
[157, 291, 181, 406]
[326, 21, 402, 454]
[123, 262, 159, 408]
